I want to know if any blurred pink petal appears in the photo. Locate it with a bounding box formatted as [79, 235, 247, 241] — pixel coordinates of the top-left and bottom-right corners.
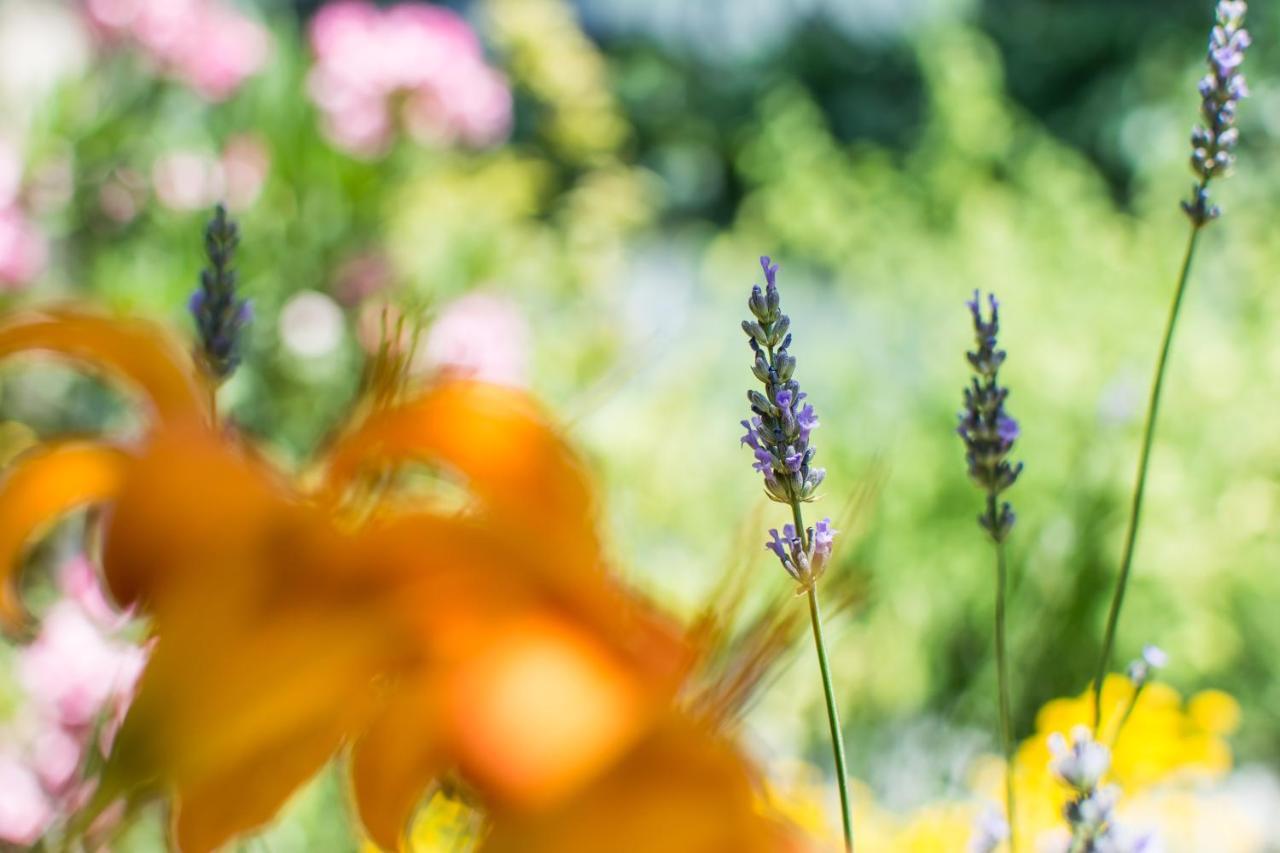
[151, 149, 222, 212]
[18, 602, 142, 729]
[424, 292, 530, 387]
[221, 134, 271, 211]
[0, 205, 47, 290]
[84, 0, 268, 101]
[171, 3, 270, 101]
[29, 727, 81, 793]
[307, 0, 510, 156]
[0, 754, 51, 846]
[333, 251, 393, 306]
[57, 556, 125, 631]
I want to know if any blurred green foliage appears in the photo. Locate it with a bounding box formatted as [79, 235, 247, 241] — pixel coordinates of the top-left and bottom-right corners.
[2, 0, 1279, 838]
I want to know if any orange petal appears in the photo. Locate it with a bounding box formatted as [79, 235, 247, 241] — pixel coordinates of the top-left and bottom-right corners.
[0, 441, 130, 631]
[99, 426, 287, 610]
[444, 612, 650, 811]
[0, 308, 209, 426]
[480, 713, 812, 853]
[322, 381, 598, 574]
[104, 594, 389, 851]
[349, 678, 446, 851]
[172, 715, 364, 853]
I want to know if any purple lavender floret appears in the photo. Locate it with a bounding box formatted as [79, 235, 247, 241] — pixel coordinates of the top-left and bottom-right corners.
[742, 256, 834, 583]
[957, 291, 1022, 542]
[765, 517, 837, 583]
[1183, 1, 1250, 225]
[740, 256, 825, 506]
[189, 203, 251, 380]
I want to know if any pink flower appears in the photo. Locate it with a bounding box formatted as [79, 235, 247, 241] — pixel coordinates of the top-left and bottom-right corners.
[57, 556, 126, 631]
[29, 726, 81, 794]
[0, 206, 47, 290]
[17, 601, 140, 729]
[332, 250, 393, 306]
[151, 136, 271, 213]
[151, 148, 221, 212]
[307, 0, 511, 157]
[221, 134, 270, 211]
[83, 0, 269, 101]
[0, 753, 51, 846]
[424, 292, 530, 387]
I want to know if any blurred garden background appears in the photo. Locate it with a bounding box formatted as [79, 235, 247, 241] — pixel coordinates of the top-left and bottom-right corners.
[1, 0, 1279, 848]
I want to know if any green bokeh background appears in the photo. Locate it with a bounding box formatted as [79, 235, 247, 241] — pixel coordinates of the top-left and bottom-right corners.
[2, 0, 1278, 844]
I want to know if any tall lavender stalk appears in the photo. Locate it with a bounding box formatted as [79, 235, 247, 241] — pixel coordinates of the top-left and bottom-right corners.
[740, 257, 852, 851]
[1092, 0, 1250, 732]
[958, 291, 1023, 849]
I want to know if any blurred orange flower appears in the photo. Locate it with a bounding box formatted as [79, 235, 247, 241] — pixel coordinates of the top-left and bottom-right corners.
[0, 308, 807, 852]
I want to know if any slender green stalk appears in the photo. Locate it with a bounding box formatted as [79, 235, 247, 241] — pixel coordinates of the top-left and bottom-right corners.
[993, 532, 1016, 851]
[1092, 215, 1204, 732]
[1110, 680, 1148, 751]
[791, 501, 854, 852]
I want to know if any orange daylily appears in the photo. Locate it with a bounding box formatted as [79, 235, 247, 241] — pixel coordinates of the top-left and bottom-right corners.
[0, 307, 812, 852]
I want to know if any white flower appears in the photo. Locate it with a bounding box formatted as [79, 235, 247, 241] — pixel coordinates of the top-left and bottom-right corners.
[1049, 726, 1110, 792]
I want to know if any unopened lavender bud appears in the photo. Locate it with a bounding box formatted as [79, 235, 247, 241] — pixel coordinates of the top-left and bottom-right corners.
[752, 353, 772, 383]
[769, 315, 791, 347]
[775, 352, 796, 381]
[742, 319, 768, 347]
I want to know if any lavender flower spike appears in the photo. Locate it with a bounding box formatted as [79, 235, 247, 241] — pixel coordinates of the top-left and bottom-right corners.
[740, 256, 831, 582]
[190, 204, 252, 380]
[738, 254, 853, 852]
[1183, 0, 1250, 225]
[957, 291, 1023, 541]
[741, 258, 825, 505]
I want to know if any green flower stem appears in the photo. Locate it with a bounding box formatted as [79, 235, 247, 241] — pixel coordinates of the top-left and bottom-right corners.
[1092, 212, 1205, 732]
[791, 501, 854, 852]
[1110, 680, 1149, 751]
[993, 532, 1016, 851]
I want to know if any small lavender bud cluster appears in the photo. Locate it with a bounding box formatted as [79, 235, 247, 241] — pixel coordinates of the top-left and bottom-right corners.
[1125, 644, 1167, 687]
[1183, 0, 1250, 225]
[189, 204, 252, 380]
[957, 291, 1022, 542]
[740, 257, 825, 505]
[1049, 728, 1154, 852]
[765, 518, 837, 585]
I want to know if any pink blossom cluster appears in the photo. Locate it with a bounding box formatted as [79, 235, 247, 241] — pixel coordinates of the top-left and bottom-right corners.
[0, 558, 147, 847]
[0, 140, 47, 292]
[307, 1, 513, 157]
[83, 0, 270, 101]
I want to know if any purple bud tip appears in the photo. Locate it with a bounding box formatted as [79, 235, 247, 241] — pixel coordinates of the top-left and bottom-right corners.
[759, 255, 779, 288]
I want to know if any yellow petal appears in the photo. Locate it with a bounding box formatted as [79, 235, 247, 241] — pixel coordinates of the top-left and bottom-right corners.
[0, 441, 130, 631]
[0, 308, 209, 426]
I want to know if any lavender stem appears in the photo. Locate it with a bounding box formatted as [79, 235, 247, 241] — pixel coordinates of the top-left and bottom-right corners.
[1092, 215, 1203, 732]
[792, 500, 854, 852]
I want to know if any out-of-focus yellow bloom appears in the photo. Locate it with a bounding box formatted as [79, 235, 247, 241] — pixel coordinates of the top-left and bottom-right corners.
[768, 677, 1246, 852]
[0, 308, 810, 853]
